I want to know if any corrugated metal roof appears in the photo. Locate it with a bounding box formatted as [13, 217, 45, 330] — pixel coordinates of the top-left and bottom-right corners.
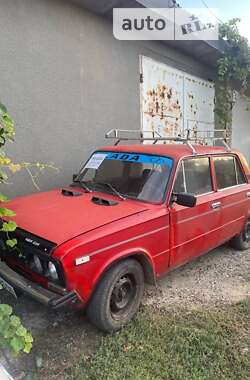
[71, 0, 225, 68]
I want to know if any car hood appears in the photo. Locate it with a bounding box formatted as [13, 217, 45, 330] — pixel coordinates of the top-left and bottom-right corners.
[6, 188, 148, 245]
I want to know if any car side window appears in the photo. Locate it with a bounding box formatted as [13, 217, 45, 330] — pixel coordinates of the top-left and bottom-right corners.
[235, 158, 247, 185]
[214, 156, 246, 189]
[173, 157, 212, 195]
[173, 162, 185, 193]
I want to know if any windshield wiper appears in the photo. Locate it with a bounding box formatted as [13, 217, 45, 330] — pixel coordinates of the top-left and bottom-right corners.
[71, 180, 92, 193]
[93, 182, 126, 200]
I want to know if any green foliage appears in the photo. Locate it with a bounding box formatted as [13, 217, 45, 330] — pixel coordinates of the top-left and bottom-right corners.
[216, 19, 250, 129]
[74, 300, 250, 380]
[218, 19, 250, 87]
[0, 99, 57, 359]
[0, 100, 57, 359]
[0, 193, 9, 202]
[1, 221, 17, 233]
[6, 238, 17, 248]
[0, 208, 16, 217]
[0, 104, 18, 247]
[0, 304, 33, 355]
[0, 103, 15, 146]
[0, 101, 33, 357]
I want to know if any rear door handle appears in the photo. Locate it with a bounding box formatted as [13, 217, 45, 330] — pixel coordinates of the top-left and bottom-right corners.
[246, 192, 250, 198]
[211, 201, 221, 209]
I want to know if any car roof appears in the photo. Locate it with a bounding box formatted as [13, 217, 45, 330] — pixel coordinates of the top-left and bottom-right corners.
[97, 143, 235, 161]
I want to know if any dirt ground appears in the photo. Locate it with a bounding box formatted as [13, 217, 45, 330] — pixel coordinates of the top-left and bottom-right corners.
[1, 244, 250, 380]
[144, 244, 250, 309]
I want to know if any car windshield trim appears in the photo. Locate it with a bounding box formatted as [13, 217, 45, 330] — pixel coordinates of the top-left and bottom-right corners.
[76, 151, 174, 204]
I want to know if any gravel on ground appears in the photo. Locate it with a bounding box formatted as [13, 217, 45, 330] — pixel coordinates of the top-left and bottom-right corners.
[144, 244, 250, 309]
[0, 244, 249, 379]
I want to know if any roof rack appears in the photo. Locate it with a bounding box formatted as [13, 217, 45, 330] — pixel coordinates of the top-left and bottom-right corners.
[105, 129, 231, 155]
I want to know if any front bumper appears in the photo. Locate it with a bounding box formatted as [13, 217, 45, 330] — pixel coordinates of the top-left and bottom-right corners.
[0, 261, 79, 309]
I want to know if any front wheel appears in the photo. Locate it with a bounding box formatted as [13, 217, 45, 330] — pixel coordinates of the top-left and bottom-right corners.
[230, 219, 250, 250]
[87, 259, 144, 332]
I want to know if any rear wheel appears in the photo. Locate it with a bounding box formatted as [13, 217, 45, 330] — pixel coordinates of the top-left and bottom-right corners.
[87, 259, 144, 332]
[230, 219, 250, 250]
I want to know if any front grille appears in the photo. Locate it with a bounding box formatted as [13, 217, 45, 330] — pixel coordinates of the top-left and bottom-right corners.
[0, 228, 56, 254]
[0, 228, 65, 287]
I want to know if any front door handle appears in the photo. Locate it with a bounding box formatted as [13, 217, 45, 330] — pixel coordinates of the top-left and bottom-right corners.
[211, 201, 221, 209]
[246, 192, 250, 198]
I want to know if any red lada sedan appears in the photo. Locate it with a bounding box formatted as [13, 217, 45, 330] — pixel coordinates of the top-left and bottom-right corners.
[0, 133, 250, 331]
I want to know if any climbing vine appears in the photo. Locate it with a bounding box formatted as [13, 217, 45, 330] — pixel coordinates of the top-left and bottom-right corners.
[215, 18, 250, 131]
[0, 102, 57, 358]
[0, 103, 57, 245]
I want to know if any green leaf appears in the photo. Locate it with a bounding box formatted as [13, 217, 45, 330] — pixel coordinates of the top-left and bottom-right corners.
[0, 103, 7, 114]
[25, 333, 33, 343]
[4, 327, 16, 339]
[10, 315, 21, 327]
[2, 113, 14, 132]
[0, 207, 16, 217]
[0, 193, 9, 202]
[1, 221, 17, 232]
[16, 326, 27, 337]
[24, 342, 32, 354]
[10, 336, 24, 353]
[0, 304, 12, 316]
[6, 238, 17, 248]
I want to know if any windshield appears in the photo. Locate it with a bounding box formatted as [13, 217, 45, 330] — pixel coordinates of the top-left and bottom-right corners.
[76, 151, 173, 203]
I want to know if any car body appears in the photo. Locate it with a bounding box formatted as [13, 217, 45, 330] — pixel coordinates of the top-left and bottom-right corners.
[0, 140, 250, 331]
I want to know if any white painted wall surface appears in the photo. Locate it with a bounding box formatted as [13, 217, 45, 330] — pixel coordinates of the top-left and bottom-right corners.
[0, 0, 215, 196]
[232, 94, 250, 164]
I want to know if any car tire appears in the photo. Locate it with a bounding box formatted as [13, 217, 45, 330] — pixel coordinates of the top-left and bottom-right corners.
[230, 219, 250, 250]
[87, 258, 144, 333]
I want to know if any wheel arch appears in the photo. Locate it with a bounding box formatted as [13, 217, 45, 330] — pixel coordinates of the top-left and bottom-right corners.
[129, 253, 156, 285]
[89, 251, 156, 301]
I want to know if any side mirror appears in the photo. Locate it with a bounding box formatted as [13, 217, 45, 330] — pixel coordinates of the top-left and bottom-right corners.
[173, 192, 197, 208]
[72, 174, 78, 182]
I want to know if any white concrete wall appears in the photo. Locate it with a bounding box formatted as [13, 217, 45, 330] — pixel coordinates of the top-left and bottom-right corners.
[0, 0, 215, 197]
[232, 94, 250, 164]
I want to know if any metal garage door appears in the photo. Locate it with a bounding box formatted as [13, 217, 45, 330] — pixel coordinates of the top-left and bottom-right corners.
[140, 56, 215, 140]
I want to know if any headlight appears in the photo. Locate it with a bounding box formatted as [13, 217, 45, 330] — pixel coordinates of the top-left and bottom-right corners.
[28, 255, 60, 283]
[47, 261, 59, 282]
[30, 255, 43, 274]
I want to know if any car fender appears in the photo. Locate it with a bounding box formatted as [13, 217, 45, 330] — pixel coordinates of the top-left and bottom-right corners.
[75, 247, 155, 303]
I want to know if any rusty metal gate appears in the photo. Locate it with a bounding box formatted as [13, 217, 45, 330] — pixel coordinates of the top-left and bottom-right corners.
[140, 56, 215, 140]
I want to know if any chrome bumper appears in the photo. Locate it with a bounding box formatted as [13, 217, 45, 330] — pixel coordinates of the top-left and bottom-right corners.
[0, 261, 78, 309]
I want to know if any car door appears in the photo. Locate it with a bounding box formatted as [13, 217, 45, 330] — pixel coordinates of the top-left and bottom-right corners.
[169, 156, 222, 268]
[211, 154, 250, 243]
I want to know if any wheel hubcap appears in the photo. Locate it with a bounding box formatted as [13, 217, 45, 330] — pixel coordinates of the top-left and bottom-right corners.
[110, 275, 136, 317]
